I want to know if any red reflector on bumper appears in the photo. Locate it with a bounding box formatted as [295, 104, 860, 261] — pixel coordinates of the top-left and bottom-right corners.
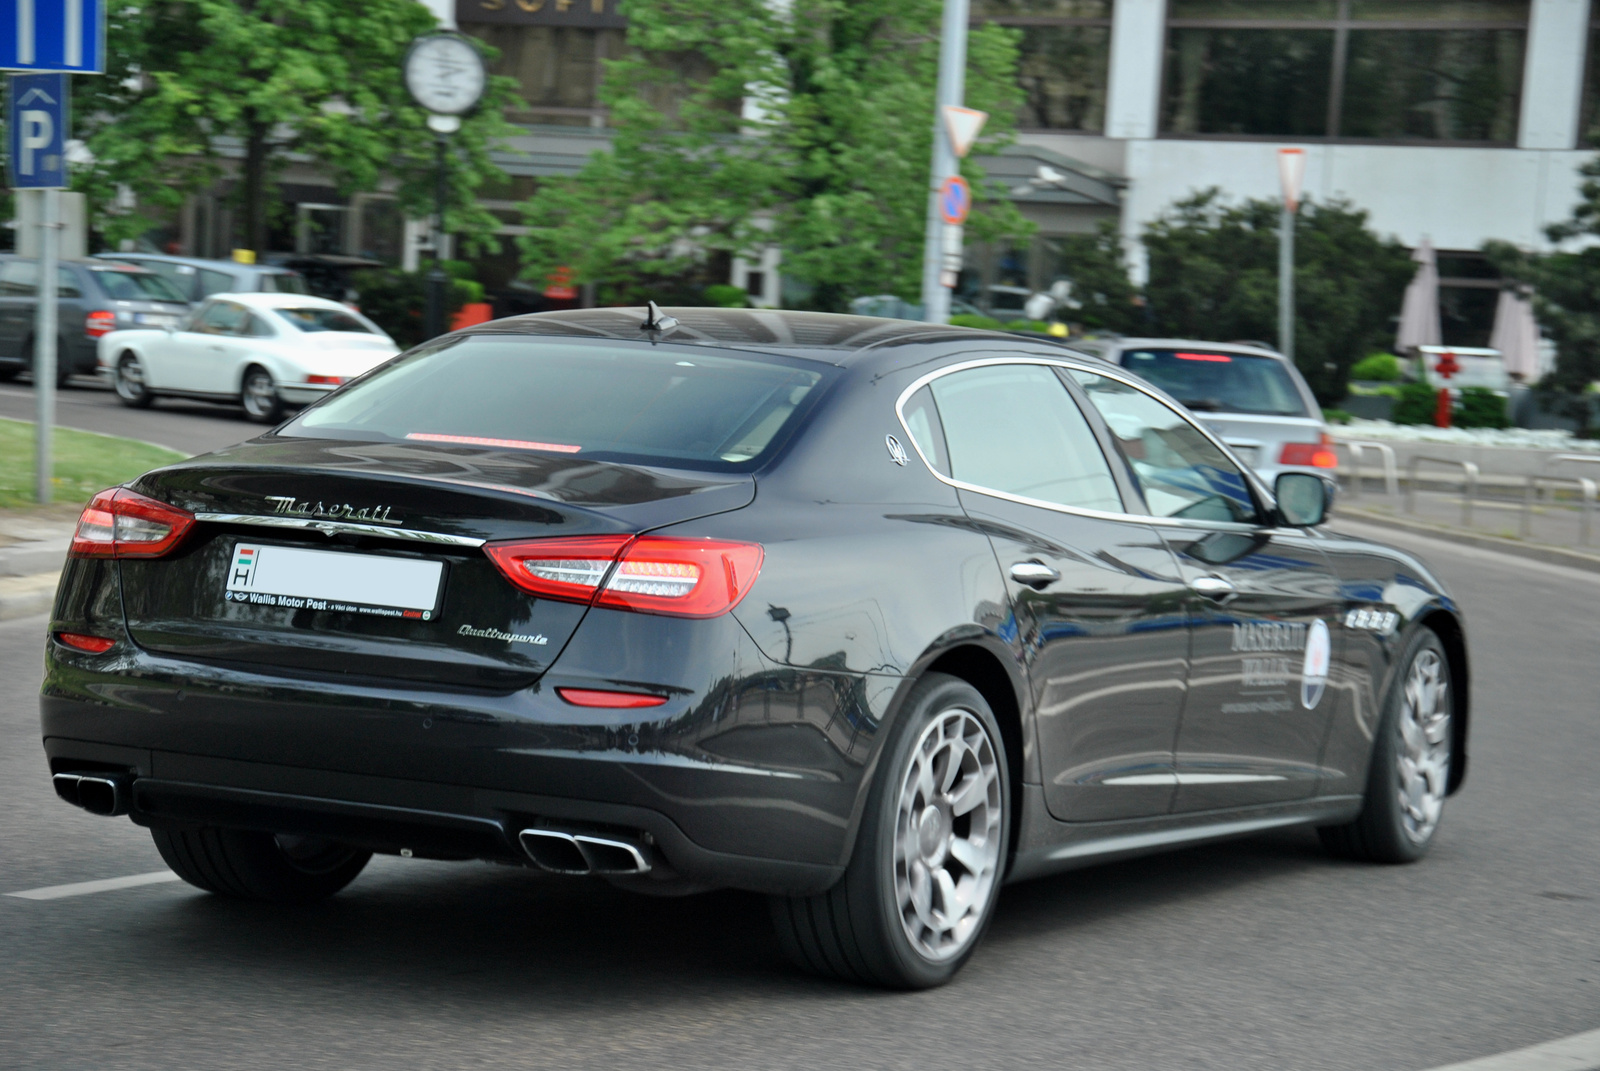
[556, 688, 668, 708]
[57, 632, 115, 653]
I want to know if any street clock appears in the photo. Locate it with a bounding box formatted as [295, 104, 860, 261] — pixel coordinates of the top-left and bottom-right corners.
[403, 34, 485, 116]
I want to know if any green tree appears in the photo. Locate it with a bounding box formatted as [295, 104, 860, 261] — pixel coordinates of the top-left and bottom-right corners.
[74, 1, 515, 254]
[1140, 190, 1413, 403]
[1485, 156, 1600, 394]
[1051, 220, 1145, 334]
[518, 0, 1032, 310]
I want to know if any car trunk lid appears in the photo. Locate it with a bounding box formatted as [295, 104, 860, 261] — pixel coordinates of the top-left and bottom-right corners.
[118, 437, 754, 689]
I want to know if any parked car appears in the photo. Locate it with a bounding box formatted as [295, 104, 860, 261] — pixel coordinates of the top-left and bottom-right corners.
[1069, 337, 1336, 483]
[100, 292, 399, 422]
[97, 253, 309, 304]
[0, 256, 191, 386]
[45, 308, 1467, 989]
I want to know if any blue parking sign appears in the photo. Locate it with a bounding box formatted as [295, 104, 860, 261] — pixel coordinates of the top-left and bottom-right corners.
[0, 0, 104, 74]
[8, 72, 68, 188]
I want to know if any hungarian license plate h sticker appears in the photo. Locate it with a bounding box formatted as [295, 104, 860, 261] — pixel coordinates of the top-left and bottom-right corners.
[225, 543, 444, 619]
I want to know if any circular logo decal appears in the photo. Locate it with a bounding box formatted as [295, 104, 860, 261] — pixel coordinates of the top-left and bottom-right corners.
[1301, 619, 1330, 709]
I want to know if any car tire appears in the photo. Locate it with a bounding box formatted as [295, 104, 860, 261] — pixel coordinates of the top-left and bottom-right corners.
[0, 364, 18, 382]
[769, 672, 1010, 989]
[150, 826, 371, 903]
[1318, 627, 1453, 864]
[241, 366, 284, 423]
[114, 352, 155, 408]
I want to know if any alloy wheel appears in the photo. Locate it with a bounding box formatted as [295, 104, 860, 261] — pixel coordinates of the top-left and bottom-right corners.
[1395, 648, 1451, 845]
[243, 371, 277, 418]
[892, 707, 1003, 962]
[116, 356, 145, 400]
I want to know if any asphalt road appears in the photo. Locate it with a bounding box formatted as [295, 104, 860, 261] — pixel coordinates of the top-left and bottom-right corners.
[0, 379, 259, 458]
[1, 522, 1597, 1071]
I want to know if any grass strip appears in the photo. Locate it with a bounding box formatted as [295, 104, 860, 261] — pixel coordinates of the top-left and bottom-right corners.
[0, 417, 185, 509]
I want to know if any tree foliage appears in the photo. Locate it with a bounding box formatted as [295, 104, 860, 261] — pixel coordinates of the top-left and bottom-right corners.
[1484, 156, 1600, 393]
[1055, 191, 1413, 403]
[518, 0, 1033, 310]
[74, 0, 516, 253]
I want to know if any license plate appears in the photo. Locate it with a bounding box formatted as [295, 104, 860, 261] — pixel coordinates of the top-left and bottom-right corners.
[224, 543, 444, 620]
[135, 313, 178, 327]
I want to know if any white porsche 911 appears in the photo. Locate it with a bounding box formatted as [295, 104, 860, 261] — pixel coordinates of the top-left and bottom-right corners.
[99, 292, 401, 422]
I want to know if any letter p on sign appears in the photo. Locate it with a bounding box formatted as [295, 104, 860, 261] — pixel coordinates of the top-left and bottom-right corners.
[19, 110, 52, 175]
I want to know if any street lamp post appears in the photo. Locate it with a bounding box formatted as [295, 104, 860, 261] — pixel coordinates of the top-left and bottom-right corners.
[403, 32, 486, 340]
[1277, 148, 1305, 364]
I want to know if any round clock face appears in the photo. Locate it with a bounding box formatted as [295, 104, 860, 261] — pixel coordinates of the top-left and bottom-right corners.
[404, 35, 486, 116]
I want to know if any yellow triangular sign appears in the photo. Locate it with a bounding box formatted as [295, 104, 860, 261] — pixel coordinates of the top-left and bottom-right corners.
[943, 106, 988, 159]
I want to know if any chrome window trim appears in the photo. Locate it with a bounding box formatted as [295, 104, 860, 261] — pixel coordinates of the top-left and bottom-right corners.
[193, 513, 486, 547]
[893, 354, 1281, 533]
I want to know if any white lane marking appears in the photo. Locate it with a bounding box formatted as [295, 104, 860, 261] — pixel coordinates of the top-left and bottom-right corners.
[1420, 1026, 1600, 1071]
[6, 871, 180, 901]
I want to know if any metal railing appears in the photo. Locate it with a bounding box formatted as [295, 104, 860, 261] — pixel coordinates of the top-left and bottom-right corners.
[1521, 474, 1596, 544]
[1406, 456, 1480, 527]
[1335, 439, 1399, 499]
[1519, 454, 1600, 545]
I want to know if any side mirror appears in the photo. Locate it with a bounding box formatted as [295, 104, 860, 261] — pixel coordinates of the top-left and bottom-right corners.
[1275, 472, 1334, 527]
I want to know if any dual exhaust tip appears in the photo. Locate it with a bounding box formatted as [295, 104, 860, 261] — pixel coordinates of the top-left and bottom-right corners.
[53, 772, 131, 816]
[518, 828, 651, 875]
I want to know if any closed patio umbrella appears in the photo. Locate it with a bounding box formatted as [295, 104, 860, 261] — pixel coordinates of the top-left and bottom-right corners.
[1396, 238, 1442, 353]
[1489, 287, 1540, 380]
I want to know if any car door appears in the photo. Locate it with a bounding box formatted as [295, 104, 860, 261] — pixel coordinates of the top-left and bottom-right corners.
[1067, 368, 1343, 812]
[0, 259, 38, 361]
[905, 360, 1192, 823]
[163, 299, 247, 393]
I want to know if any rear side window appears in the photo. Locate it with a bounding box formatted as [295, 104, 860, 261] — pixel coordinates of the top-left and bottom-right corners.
[90, 269, 188, 303]
[0, 261, 37, 296]
[276, 307, 376, 334]
[929, 363, 1122, 513]
[283, 335, 832, 472]
[1120, 349, 1308, 417]
[261, 272, 308, 295]
[198, 268, 237, 297]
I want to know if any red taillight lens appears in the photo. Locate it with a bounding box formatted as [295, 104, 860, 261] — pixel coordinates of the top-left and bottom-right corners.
[1280, 434, 1338, 469]
[305, 375, 345, 385]
[595, 537, 764, 618]
[70, 488, 196, 559]
[85, 310, 118, 338]
[483, 535, 763, 618]
[483, 535, 633, 603]
[556, 688, 667, 708]
[57, 632, 115, 653]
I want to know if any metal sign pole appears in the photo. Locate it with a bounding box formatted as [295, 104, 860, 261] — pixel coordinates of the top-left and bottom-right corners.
[919, 0, 970, 324]
[1278, 204, 1294, 365]
[34, 186, 58, 504]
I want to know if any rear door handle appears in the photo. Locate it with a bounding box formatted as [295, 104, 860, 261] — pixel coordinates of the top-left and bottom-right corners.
[1010, 561, 1061, 589]
[1190, 575, 1236, 599]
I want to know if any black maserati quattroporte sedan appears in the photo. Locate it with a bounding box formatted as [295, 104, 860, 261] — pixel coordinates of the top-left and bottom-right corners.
[42, 307, 1468, 988]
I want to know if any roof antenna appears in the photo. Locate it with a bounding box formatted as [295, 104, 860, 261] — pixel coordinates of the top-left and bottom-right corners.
[641, 301, 679, 334]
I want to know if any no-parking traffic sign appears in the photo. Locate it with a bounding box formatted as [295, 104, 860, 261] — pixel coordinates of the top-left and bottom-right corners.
[939, 176, 971, 226]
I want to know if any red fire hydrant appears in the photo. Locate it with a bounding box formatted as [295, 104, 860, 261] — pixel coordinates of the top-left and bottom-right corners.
[1434, 351, 1460, 428]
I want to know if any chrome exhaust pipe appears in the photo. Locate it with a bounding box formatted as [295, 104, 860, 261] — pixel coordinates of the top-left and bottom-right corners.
[517, 828, 651, 875]
[52, 772, 131, 816]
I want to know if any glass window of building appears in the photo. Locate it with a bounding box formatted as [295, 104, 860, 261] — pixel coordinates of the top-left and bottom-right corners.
[1161, 0, 1528, 143]
[974, 0, 1114, 133]
[1579, 9, 1600, 145]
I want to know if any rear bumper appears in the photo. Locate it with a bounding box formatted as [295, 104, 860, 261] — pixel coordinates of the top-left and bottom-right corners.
[40, 619, 886, 895]
[41, 736, 841, 894]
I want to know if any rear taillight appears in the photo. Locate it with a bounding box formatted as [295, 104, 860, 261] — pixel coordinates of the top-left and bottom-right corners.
[70, 488, 196, 559]
[85, 310, 118, 338]
[484, 535, 763, 619]
[1280, 433, 1338, 469]
[557, 688, 667, 708]
[57, 632, 115, 653]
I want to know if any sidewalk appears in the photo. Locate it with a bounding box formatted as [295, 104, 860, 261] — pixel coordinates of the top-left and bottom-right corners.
[0, 515, 73, 621]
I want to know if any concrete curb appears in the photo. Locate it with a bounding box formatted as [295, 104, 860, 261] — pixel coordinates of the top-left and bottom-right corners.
[0, 571, 58, 621]
[1333, 506, 1600, 574]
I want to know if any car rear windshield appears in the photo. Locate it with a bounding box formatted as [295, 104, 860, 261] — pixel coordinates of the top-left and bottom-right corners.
[89, 268, 187, 304]
[281, 335, 832, 472]
[1120, 349, 1309, 417]
[276, 307, 376, 334]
